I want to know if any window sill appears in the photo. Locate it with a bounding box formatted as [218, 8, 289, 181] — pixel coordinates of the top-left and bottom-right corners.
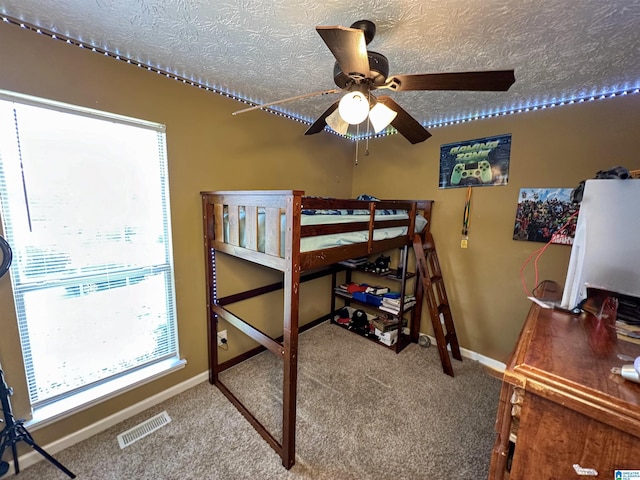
[25, 356, 187, 431]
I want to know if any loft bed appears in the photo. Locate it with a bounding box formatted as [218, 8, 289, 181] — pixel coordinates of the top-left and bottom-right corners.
[201, 190, 433, 469]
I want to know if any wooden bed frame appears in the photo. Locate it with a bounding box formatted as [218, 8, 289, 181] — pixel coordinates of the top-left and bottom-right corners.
[201, 190, 433, 469]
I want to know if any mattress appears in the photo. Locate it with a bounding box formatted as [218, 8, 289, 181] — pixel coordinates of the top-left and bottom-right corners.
[223, 207, 427, 255]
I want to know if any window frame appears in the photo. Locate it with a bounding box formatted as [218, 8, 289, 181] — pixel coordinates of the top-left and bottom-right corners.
[0, 89, 184, 422]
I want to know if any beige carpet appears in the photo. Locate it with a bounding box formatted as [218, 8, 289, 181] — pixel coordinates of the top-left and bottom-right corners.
[8, 322, 501, 479]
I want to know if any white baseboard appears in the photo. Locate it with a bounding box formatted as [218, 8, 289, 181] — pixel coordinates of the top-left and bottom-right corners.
[421, 333, 506, 373]
[5, 371, 209, 475]
[459, 344, 506, 373]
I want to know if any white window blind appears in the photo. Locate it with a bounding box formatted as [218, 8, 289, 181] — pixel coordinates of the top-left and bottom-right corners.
[0, 91, 178, 408]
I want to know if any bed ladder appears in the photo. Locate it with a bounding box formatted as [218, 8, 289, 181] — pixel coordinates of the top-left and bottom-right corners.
[413, 233, 462, 376]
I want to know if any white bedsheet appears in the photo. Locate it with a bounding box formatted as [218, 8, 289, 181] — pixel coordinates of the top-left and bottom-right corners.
[223, 209, 427, 255]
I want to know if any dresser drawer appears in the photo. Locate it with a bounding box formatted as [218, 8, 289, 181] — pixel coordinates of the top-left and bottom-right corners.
[510, 393, 640, 479]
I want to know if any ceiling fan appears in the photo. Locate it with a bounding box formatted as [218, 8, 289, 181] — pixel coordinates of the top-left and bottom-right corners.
[234, 20, 515, 144]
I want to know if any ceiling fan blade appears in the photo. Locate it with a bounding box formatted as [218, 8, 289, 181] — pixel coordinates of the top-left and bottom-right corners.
[316, 26, 370, 79]
[385, 70, 515, 92]
[377, 96, 431, 144]
[304, 101, 339, 135]
[232, 89, 340, 115]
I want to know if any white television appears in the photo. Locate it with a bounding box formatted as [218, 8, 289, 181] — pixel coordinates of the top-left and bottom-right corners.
[561, 179, 640, 310]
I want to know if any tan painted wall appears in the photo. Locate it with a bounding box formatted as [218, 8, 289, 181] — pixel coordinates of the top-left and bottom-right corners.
[0, 22, 354, 446]
[351, 94, 640, 362]
[1, 18, 639, 450]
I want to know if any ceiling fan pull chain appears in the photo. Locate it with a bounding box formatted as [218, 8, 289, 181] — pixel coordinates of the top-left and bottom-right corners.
[364, 93, 371, 156]
[355, 124, 359, 165]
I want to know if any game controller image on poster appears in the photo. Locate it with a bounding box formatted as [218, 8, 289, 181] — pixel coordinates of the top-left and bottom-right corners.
[439, 134, 512, 189]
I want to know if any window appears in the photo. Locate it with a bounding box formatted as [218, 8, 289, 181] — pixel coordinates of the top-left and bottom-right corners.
[0, 91, 180, 414]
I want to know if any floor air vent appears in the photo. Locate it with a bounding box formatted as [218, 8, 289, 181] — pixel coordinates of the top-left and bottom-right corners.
[117, 411, 171, 449]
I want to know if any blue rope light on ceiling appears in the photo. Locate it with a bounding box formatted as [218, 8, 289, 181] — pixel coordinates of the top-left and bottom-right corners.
[4, 15, 638, 143]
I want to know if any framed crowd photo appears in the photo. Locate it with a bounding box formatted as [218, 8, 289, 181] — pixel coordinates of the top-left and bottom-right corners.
[513, 188, 579, 245]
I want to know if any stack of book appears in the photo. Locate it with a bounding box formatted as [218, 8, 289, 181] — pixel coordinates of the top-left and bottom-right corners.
[380, 295, 416, 315]
[334, 283, 353, 296]
[338, 257, 368, 268]
[371, 315, 407, 333]
[334, 283, 390, 305]
[334, 282, 375, 296]
[364, 285, 389, 295]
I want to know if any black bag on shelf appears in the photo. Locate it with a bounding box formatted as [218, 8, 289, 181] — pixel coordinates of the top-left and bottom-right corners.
[349, 309, 371, 336]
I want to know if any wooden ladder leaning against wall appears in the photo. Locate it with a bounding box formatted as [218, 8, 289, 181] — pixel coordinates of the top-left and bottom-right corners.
[412, 232, 462, 376]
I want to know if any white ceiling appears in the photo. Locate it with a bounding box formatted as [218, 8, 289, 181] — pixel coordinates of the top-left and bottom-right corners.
[1, 0, 639, 138]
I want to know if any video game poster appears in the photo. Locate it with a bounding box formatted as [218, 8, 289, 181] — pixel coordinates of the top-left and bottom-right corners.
[439, 134, 512, 189]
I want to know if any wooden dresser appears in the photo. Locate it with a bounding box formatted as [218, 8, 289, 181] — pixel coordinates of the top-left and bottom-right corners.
[489, 304, 640, 479]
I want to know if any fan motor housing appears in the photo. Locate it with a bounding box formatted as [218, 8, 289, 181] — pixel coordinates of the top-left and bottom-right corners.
[350, 20, 376, 45]
[333, 51, 389, 88]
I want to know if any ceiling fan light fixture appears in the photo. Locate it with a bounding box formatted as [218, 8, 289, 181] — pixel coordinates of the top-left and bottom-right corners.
[368, 102, 397, 133]
[325, 108, 349, 135]
[338, 91, 369, 125]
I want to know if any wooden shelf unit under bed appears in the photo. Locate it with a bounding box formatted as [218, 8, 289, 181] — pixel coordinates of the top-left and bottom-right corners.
[201, 190, 433, 469]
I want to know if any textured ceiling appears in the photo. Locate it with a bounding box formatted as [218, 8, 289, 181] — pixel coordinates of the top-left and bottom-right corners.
[1, 0, 639, 138]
